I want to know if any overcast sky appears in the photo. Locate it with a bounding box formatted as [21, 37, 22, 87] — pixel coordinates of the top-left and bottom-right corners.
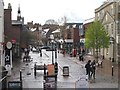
[3, 0, 105, 25]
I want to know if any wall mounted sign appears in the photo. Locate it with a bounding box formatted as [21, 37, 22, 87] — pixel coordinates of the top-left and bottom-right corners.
[6, 42, 12, 49]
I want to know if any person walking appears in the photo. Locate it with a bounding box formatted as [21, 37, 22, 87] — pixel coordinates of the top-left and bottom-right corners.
[85, 60, 91, 80]
[90, 60, 96, 79]
[39, 48, 42, 57]
[24, 48, 27, 56]
[63, 49, 65, 57]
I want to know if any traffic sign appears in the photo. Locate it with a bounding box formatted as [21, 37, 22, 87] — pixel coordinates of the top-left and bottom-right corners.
[6, 42, 12, 49]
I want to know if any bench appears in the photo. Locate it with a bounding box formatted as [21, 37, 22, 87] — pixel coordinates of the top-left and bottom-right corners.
[34, 64, 47, 77]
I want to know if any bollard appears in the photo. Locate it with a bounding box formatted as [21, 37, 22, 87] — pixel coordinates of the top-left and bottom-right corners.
[55, 75, 57, 89]
[20, 70, 22, 89]
[55, 49, 57, 59]
[43, 81, 46, 90]
[44, 64, 46, 80]
[55, 62, 58, 75]
[112, 66, 114, 76]
[40, 52, 42, 57]
[34, 63, 36, 77]
[20, 70, 22, 81]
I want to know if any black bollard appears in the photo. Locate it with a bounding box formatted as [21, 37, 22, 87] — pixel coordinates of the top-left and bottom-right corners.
[40, 52, 42, 57]
[20, 70, 22, 89]
[55, 48, 57, 59]
[44, 64, 46, 80]
[20, 70, 22, 81]
[55, 74, 57, 89]
[43, 81, 46, 90]
[34, 64, 36, 77]
[112, 66, 114, 76]
[55, 62, 58, 75]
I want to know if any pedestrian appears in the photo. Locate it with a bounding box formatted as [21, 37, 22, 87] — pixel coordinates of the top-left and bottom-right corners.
[98, 59, 103, 68]
[24, 48, 27, 56]
[39, 48, 41, 53]
[90, 60, 96, 79]
[79, 53, 84, 61]
[27, 48, 30, 56]
[63, 49, 65, 57]
[79, 54, 82, 61]
[85, 60, 91, 80]
[82, 49, 85, 56]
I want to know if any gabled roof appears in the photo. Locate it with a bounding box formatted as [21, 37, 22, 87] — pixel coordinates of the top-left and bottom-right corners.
[65, 23, 83, 28]
[101, 11, 115, 24]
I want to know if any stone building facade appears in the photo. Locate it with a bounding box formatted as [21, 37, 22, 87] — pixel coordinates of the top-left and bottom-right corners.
[95, 1, 120, 63]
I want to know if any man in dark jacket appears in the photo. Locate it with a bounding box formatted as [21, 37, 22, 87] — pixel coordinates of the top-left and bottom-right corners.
[90, 60, 96, 79]
[85, 60, 91, 80]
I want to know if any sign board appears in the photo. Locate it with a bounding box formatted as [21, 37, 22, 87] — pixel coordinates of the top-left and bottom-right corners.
[45, 75, 56, 88]
[63, 66, 69, 76]
[47, 64, 55, 75]
[6, 42, 12, 49]
[8, 81, 22, 89]
[5, 49, 10, 65]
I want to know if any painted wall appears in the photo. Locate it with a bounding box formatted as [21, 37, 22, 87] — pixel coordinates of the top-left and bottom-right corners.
[0, 0, 4, 65]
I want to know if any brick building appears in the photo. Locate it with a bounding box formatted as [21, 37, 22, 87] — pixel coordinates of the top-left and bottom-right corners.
[27, 21, 42, 46]
[64, 23, 83, 53]
[4, 3, 25, 59]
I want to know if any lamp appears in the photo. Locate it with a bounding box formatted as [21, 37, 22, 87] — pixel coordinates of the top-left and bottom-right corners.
[50, 35, 54, 64]
[110, 36, 114, 62]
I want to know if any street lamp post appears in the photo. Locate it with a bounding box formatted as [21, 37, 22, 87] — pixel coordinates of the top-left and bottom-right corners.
[50, 35, 54, 64]
[110, 36, 114, 76]
[110, 36, 114, 62]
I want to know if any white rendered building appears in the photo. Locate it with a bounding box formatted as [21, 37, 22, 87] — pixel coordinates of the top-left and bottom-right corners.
[0, 0, 4, 66]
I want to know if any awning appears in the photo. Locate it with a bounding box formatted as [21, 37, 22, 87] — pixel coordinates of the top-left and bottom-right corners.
[65, 39, 73, 43]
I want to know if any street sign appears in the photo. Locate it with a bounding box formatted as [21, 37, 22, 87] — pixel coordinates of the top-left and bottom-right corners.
[47, 64, 55, 75]
[63, 66, 69, 76]
[45, 75, 56, 88]
[5, 49, 10, 65]
[6, 42, 12, 49]
[8, 81, 22, 89]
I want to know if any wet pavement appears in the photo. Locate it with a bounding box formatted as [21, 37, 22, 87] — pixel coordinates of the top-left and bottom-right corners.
[7, 50, 119, 89]
[74, 54, 119, 88]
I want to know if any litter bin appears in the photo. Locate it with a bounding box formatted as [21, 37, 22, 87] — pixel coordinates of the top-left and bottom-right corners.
[63, 66, 69, 76]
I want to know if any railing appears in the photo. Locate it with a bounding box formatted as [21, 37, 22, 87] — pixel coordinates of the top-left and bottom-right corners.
[0, 75, 7, 82]
[0, 75, 7, 90]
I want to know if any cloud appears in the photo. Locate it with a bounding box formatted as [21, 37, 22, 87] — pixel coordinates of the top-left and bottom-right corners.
[4, 0, 105, 24]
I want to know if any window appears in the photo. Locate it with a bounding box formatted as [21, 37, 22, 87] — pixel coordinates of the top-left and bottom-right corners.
[106, 15, 108, 21]
[101, 10, 104, 19]
[111, 24, 113, 34]
[118, 22, 120, 34]
[98, 13, 100, 20]
[106, 25, 109, 33]
[111, 4, 114, 15]
[118, 44, 120, 55]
